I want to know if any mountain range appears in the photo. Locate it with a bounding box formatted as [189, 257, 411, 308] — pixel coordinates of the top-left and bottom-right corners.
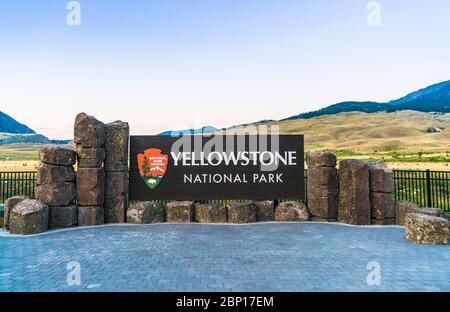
[1, 80, 449, 143]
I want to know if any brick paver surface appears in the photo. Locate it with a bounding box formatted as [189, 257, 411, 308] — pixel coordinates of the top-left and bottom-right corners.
[0, 223, 449, 291]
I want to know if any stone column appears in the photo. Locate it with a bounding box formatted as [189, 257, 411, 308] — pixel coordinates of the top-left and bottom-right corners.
[36, 146, 77, 228]
[306, 151, 339, 222]
[368, 162, 395, 225]
[74, 113, 106, 226]
[338, 159, 370, 225]
[104, 121, 129, 223]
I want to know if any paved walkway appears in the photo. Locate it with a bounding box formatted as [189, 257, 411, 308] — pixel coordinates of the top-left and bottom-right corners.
[0, 223, 449, 292]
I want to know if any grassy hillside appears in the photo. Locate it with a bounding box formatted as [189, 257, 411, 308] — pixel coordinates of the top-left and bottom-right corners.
[226, 111, 450, 164]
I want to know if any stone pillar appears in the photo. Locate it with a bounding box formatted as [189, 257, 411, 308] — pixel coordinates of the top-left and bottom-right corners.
[368, 162, 395, 225]
[104, 121, 129, 223]
[338, 159, 370, 225]
[74, 113, 106, 226]
[36, 146, 77, 228]
[306, 151, 339, 222]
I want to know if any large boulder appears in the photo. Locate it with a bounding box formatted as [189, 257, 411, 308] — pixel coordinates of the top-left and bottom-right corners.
[74, 113, 106, 148]
[195, 203, 227, 223]
[39, 146, 76, 166]
[405, 213, 449, 245]
[76, 168, 105, 206]
[78, 206, 104, 226]
[307, 167, 339, 220]
[4, 195, 31, 229]
[9, 200, 49, 235]
[370, 192, 395, 220]
[254, 201, 274, 222]
[227, 201, 257, 224]
[127, 201, 165, 224]
[307, 151, 337, 168]
[274, 201, 310, 222]
[37, 163, 75, 185]
[396, 201, 445, 226]
[105, 121, 129, 170]
[49, 205, 78, 227]
[338, 159, 371, 225]
[76, 146, 105, 168]
[104, 195, 127, 223]
[166, 201, 195, 223]
[36, 182, 76, 207]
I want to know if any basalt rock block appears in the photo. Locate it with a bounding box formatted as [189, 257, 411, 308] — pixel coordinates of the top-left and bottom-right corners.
[370, 192, 395, 220]
[36, 182, 76, 207]
[405, 213, 449, 245]
[367, 162, 394, 193]
[105, 171, 128, 196]
[127, 201, 165, 224]
[307, 167, 339, 219]
[274, 201, 310, 222]
[37, 163, 75, 185]
[104, 162, 128, 172]
[254, 201, 275, 222]
[306, 151, 337, 168]
[338, 159, 370, 225]
[166, 201, 195, 223]
[76, 146, 105, 168]
[39, 146, 76, 166]
[104, 195, 127, 223]
[49, 205, 78, 227]
[9, 200, 48, 235]
[74, 113, 106, 148]
[78, 206, 104, 226]
[4, 195, 31, 229]
[105, 121, 129, 167]
[195, 204, 227, 223]
[227, 201, 257, 224]
[76, 168, 105, 206]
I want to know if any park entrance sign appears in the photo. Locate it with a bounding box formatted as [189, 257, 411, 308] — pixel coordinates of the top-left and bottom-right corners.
[129, 135, 304, 200]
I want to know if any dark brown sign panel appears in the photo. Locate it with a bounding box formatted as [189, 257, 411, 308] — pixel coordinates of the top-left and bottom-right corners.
[129, 135, 304, 200]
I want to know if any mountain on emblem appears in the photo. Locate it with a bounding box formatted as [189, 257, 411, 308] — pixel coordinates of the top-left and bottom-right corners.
[137, 148, 169, 190]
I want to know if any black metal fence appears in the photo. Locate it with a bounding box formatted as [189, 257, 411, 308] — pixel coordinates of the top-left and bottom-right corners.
[1, 170, 449, 212]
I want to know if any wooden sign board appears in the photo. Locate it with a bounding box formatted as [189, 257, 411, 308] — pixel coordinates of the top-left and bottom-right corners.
[129, 135, 304, 200]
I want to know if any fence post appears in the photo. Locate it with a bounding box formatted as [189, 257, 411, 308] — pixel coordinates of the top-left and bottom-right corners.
[426, 169, 432, 208]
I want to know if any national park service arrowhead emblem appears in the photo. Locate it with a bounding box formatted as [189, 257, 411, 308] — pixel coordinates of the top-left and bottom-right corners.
[137, 148, 168, 190]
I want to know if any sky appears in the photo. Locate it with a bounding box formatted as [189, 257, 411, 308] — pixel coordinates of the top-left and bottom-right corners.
[0, 0, 449, 139]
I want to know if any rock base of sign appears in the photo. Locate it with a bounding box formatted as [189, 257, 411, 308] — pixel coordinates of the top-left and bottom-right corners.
[37, 163, 75, 185]
[307, 151, 337, 168]
[76, 147, 105, 168]
[396, 201, 419, 226]
[74, 113, 106, 148]
[254, 201, 274, 222]
[370, 192, 395, 220]
[78, 206, 104, 226]
[227, 201, 257, 224]
[166, 201, 195, 223]
[274, 201, 310, 222]
[49, 205, 78, 227]
[4, 195, 31, 229]
[405, 213, 450, 245]
[127, 201, 165, 224]
[9, 200, 49, 235]
[195, 204, 227, 223]
[310, 216, 336, 222]
[338, 159, 371, 225]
